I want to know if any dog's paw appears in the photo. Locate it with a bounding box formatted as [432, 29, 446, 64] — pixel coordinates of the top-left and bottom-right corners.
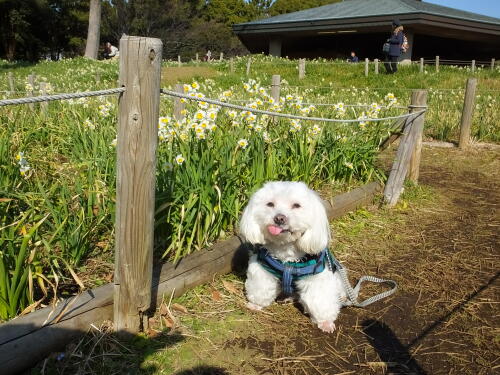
[317, 321, 336, 333]
[246, 302, 263, 311]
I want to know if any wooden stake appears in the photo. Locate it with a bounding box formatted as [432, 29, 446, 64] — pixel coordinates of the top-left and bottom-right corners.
[408, 93, 428, 183]
[8, 72, 15, 94]
[177, 55, 181, 67]
[27, 74, 35, 110]
[246, 58, 251, 76]
[219, 52, 223, 61]
[298, 58, 306, 79]
[114, 36, 162, 334]
[229, 58, 235, 73]
[384, 90, 427, 206]
[271, 74, 281, 103]
[39, 82, 48, 114]
[365, 58, 369, 77]
[459, 78, 477, 149]
[374, 59, 379, 74]
[435, 55, 439, 72]
[420, 57, 424, 73]
[173, 83, 185, 122]
[491, 58, 495, 70]
[471, 59, 475, 73]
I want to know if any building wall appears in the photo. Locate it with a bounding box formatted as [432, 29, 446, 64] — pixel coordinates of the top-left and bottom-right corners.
[264, 31, 500, 61]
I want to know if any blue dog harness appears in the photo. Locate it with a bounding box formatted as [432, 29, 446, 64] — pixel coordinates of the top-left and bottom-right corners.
[256, 247, 333, 295]
[255, 246, 398, 307]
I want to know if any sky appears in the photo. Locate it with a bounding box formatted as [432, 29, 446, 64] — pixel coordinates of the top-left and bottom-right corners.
[424, 0, 500, 19]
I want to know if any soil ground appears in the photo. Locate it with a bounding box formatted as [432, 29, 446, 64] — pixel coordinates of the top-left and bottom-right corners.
[34, 146, 499, 375]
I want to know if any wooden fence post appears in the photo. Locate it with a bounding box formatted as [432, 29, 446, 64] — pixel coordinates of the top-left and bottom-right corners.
[39, 82, 48, 114]
[229, 58, 235, 73]
[114, 35, 162, 334]
[491, 58, 495, 70]
[246, 58, 251, 76]
[177, 55, 181, 67]
[271, 74, 281, 103]
[408, 93, 429, 183]
[435, 56, 439, 72]
[384, 90, 427, 206]
[195, 53, 199, 65]
[219, 52, 223, 61]
[173, 83, 185, 122]
[458, 78, 477, 149]
[298, 58, 305, 79]
[365, 58, 369, 77]
[8, 72, 15, 94]
[374, 59, 379, 74]
[471, 59, 475, 73]
[27, 74, 35, 110]
[420, 57, 424, 73]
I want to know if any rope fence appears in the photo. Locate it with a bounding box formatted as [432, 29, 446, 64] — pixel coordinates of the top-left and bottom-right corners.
[0, 88, 125, 107]
[160, 88, 426, 123]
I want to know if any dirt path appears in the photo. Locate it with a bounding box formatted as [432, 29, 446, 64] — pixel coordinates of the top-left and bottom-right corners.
[35, 147, 499, 375]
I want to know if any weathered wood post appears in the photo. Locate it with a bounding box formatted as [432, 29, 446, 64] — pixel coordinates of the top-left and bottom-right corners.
[177, 55, 181, 67]
[246, 58, 251, 76]
[114, 35, 162, 334]
[299, 58, 306, 79]
[271, 74, 281, 103]
[458, 78, 477, 149]
[408, 92, 429, 183]
[173, 83, 185, 122]
[384, 90, 427, 205]
[27, 74, 35, 110]
[229, 58, 235, 73]
[39, 82, 48, 114]
[219, 52, 223, 61]
[420, 57, 424, 73]
[491, 58, 495, 70]
[365, 58, 369, 77]
[435, 56, 439, 72]
[195, 53, 199, 66]
[374, 59, 379, 74]
[8, 72, 15, 94]
[471, 59, 475, 73]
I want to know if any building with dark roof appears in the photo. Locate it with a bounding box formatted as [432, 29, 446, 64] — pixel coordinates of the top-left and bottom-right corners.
[233, 0, 500, 62]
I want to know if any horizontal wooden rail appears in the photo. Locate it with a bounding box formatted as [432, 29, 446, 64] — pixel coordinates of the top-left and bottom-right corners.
[0, 181, 382, 374]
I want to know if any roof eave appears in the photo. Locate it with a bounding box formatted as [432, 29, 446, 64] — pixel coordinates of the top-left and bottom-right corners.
[233, 13, 500, 35]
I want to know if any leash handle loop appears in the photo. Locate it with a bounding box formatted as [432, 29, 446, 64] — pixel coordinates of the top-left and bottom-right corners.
[327, 251, 398, 308]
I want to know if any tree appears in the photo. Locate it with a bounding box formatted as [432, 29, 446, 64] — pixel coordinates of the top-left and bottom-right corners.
[269, 0, 341, 16]
[84, 0, 101, 59]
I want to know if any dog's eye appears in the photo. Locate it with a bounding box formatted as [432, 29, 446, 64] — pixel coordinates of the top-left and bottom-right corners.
[266, 202, 274, 207]
[292, 203, 301, 209]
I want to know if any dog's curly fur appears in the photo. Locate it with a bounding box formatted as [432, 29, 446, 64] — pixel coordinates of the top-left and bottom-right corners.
[239, 181, 346, 333]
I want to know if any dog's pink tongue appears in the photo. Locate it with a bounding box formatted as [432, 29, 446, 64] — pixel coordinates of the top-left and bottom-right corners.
[268, 225, 283, 235]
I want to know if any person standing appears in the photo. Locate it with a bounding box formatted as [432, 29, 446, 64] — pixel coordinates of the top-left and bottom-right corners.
[384, 19, 403, 74]
[348, 51, 359, 63]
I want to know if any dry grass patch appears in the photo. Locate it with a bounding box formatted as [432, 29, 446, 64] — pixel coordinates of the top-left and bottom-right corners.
[161, 66, 219, 86]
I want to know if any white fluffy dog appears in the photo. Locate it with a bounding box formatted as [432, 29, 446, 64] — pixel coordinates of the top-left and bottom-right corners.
[239, 181, 346, 333]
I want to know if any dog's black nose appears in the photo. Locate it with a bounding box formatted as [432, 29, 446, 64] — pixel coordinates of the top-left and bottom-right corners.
[274, 214, 287, 225]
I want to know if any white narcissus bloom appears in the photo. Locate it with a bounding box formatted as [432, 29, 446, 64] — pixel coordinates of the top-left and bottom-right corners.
[84, 119, 95, 130]
[237, 139, 249, 149]
[175, 154, 185, 165]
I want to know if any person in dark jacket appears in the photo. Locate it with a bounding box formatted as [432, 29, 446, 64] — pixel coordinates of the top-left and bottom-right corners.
[348, 51, 359, 63]
[384, 19, 404, 74]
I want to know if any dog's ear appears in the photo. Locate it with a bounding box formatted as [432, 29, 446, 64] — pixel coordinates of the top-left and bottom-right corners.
[239, 200, 265, 245]
[296, 192, 331, 254]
